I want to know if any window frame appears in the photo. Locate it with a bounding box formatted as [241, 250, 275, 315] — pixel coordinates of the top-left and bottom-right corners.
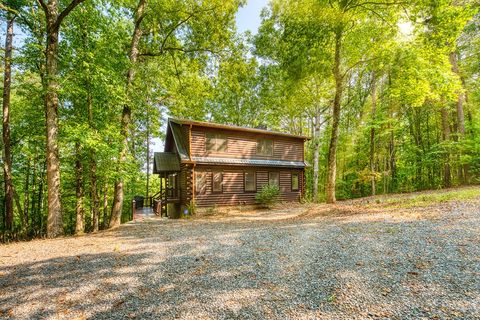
[205, 132, 216, 152]
[244, 171, 256, 192]
[256, 139, 274, 156]
[268, 171, 280, 186]
[291, 172, 299, 191]
[212, 171, 223, 194]
[205, 132, 227, 153]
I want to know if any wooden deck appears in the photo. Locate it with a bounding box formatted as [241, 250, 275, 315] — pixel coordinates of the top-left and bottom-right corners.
[134, 207, 156, 220]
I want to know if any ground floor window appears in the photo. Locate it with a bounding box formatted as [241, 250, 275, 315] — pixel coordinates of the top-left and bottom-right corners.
[244, 171, 256, 192]
[291, 172, 299, 191]
[195, 171, 207, 195]
[268, 172, 279, 186]
[212, 171, 223, 193]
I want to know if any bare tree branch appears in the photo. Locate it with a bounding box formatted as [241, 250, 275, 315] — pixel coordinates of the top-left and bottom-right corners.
[342, 57, 379, 78]
[159, 13, 196, 53]
[52, 0, 87, 31]
[157, 4, 223, 53]
[168, 50, 183, 86]
[0, 3, 20, 15]
[356, 3, 397, 29]
[346, 1, 405, 11]
[140, 46, 227, 57]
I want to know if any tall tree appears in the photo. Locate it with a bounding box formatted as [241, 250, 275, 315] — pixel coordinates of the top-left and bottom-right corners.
[1, 3, 18, 232]
[74, 142, 85, 234]
[110, 0, 147, 228]
[326, 26, 344, 203]
[369, 71, 378, 195]
[38, 0, 86, 237]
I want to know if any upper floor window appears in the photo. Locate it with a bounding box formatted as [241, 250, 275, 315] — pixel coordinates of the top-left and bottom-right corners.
[206, 132, 227, 152]
[256, 139, 273, 156]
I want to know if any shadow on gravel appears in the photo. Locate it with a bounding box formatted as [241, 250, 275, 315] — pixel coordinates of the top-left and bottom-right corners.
[1, 208, 479, 319]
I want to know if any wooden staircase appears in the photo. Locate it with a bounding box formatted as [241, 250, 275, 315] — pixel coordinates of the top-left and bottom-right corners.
[151, 188, 180, 217]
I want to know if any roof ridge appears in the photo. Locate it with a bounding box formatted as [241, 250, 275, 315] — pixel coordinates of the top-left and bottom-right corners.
[168, 117, 310, 140]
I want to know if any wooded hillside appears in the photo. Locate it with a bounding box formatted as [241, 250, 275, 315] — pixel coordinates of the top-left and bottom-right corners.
[1, 0, 479, 240]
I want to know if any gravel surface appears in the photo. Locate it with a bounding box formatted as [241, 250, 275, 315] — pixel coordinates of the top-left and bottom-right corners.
[1, 193, 479, 319]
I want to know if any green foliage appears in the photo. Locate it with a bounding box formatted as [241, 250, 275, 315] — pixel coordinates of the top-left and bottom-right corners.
[1, 0, 480, 240]
[186, 201, 197, 216]
[368, 187, 480, 209]
[255, 184, 280, 208]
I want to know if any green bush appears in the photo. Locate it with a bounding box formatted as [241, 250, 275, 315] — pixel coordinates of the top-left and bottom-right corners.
[255, 184, 280, 208]
[186, 200, 197, 216]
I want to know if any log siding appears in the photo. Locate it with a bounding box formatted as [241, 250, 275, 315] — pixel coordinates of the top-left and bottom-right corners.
[156, 119, 308, 215]
[191, 126, 304, 162]
[193, 165, 303, 207]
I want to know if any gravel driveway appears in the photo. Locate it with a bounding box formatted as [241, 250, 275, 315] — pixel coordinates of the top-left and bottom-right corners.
[1, 197, 479, 319]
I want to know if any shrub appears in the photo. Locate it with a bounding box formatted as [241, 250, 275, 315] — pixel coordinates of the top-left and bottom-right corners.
[186, 201, 197, 216]
[255, 184, 280, 208]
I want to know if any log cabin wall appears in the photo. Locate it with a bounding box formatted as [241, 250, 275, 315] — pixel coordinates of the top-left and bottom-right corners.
[179, 163, 193, 206]
[193, 165, 303, 207]
[190, 126, 304, 162]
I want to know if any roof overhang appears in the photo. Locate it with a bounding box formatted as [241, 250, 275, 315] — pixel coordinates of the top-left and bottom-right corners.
[170, 118, 311, 140]
[190, 156, 307, 169]
[153, 152, 181, 173]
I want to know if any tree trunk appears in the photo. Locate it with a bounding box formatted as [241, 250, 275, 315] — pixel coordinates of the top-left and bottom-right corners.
[146, 104, 150, 203]
[440, 108, 451, 188]
[2, 12, 15, 232]
[90, 156, 99, 232]
[87, 87, 100, 232]
[326, 29, 343, 204]
[389, 128, 396, 183]
[102, 183, 108, 229]
[13, 189, 23, 225]
[449, 51, 468, 183]
[312, 108, 321, 201]
[387, 73, 396, 191]
[369, 71, 377, 196]
[40, 0, 86, 238]
[449, 52, 466, 136]
[44, 8, 64, 237]
[37, 162, 46, 236]
[22, 164, 30, 236]
[110, 0, 147, 228]
[30, 150, 38, 231]
[75, 142, 85, 235]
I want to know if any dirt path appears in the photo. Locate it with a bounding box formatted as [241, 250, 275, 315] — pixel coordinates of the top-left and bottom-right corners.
[1, 188, 479, 319]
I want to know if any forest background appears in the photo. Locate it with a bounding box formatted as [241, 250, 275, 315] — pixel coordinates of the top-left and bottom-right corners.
[1, 0, 479, 239]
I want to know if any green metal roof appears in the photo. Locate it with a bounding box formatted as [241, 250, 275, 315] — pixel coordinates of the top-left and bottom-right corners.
[191, 156, 308, 168]
[168, 120, 189, 160]
[153, 152, 180, 173]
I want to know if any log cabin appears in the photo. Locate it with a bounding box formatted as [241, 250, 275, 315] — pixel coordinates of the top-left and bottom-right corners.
[152, 118, 309, 217]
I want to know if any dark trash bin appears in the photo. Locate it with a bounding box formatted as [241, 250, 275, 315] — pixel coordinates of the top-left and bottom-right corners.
[134, 196, 144, 208]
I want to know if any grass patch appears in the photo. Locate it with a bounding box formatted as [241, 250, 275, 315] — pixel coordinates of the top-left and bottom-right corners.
[373, 187, 480, 209]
